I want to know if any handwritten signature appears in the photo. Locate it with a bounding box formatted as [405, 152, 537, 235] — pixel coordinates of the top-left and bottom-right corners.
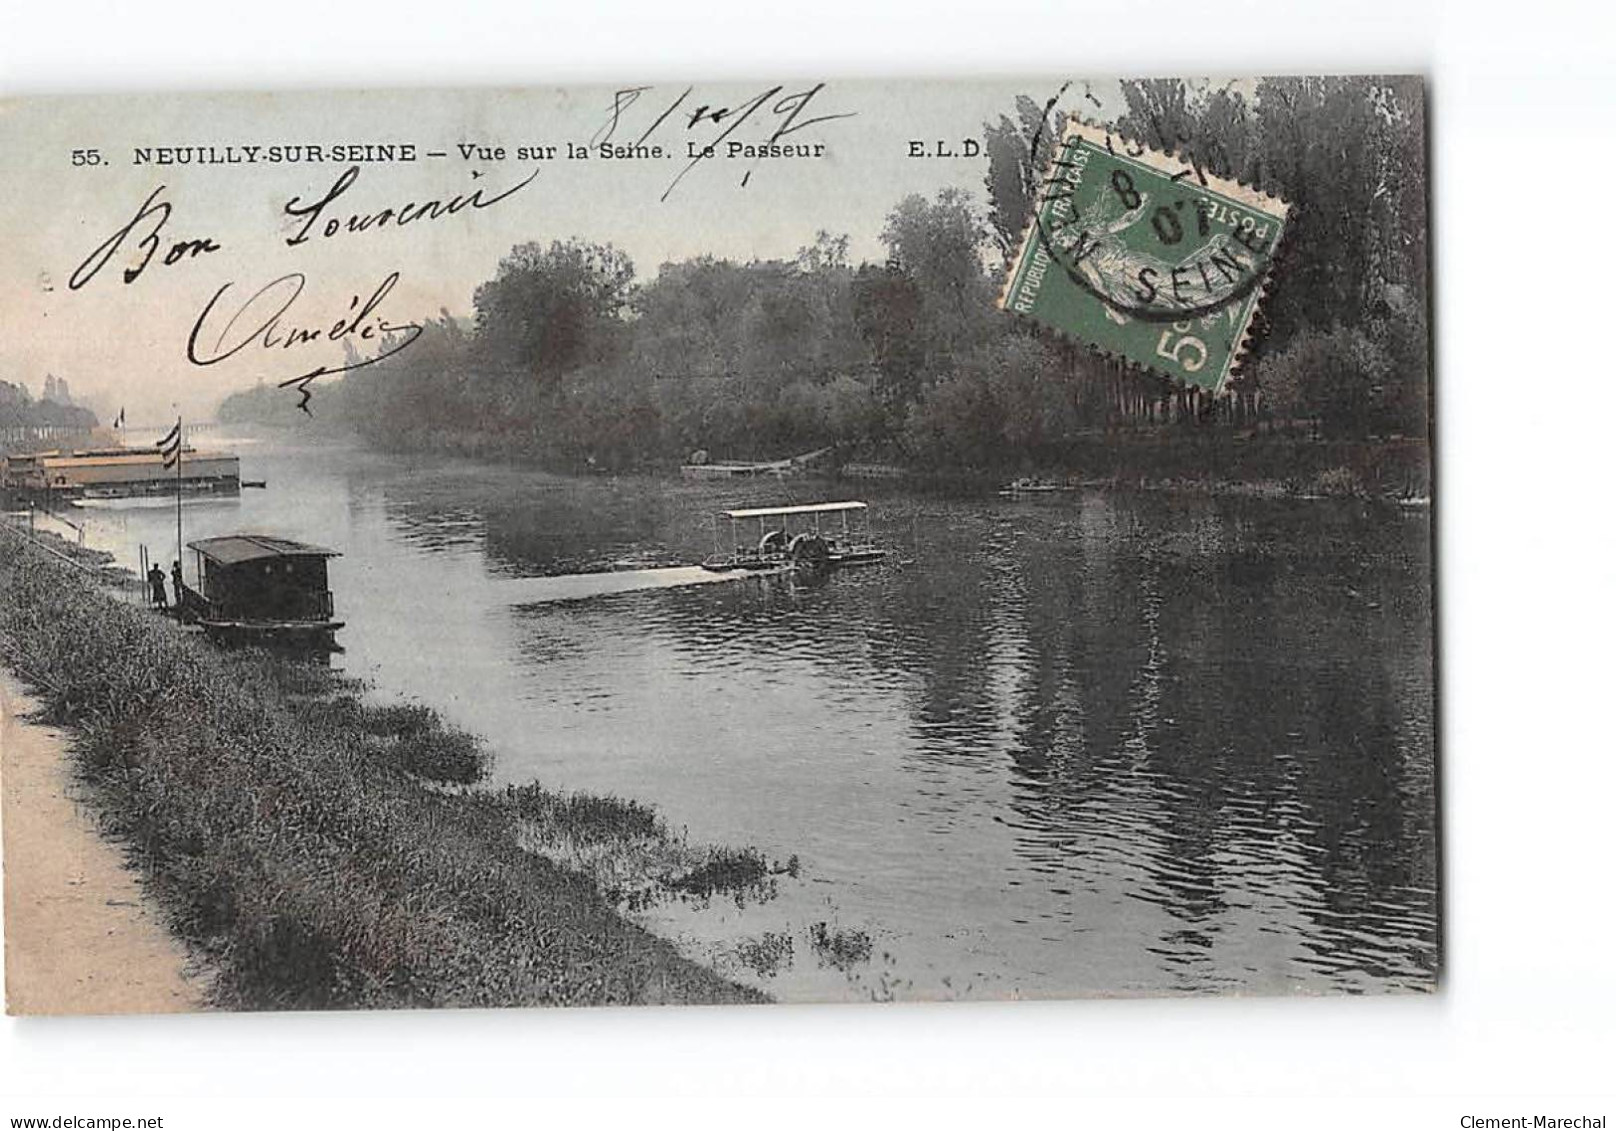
[187, 271, 423, 413]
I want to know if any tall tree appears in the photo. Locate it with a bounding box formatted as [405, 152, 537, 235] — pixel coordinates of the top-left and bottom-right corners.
[879, 188, 994, 369]
[473, 238, 635, 380]
[982, 95, 1069, 270]
[851, 262, 925, 416]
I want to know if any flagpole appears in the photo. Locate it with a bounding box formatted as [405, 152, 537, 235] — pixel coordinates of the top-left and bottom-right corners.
[175, 415, 183, 591]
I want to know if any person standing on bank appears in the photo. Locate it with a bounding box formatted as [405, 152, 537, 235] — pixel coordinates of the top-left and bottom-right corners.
[171, 560, 184, 608]
[148, 563, 167, 609]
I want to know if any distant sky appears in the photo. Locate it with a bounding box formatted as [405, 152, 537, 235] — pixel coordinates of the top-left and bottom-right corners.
[0, 77, 1170, 423]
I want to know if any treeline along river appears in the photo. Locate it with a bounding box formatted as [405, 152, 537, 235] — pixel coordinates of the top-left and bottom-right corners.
[69, 427, 1437, 1000]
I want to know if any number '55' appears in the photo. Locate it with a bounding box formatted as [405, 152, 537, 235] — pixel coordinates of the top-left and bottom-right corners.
[71, 149, 102, 166]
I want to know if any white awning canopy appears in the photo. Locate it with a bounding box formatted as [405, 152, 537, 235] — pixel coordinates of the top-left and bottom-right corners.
[722, 501, 867, 520]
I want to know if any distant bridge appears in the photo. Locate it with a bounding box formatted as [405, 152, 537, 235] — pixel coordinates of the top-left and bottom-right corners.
[1, 420, 225, 454]
[120, 420, 224, 434]
[0, 424, 96, 448]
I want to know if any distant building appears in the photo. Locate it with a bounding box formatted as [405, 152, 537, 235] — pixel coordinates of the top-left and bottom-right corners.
[2, 445, 240, 498]
[40, 374, 74, 406]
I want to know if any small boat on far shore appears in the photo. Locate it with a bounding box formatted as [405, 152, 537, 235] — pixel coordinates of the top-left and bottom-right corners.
[998, 477, 1074, 497]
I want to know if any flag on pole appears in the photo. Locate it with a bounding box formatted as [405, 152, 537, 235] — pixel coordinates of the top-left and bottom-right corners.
[159, 419, 182, 469]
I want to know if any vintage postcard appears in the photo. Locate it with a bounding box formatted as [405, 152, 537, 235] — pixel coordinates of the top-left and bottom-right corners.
[0, 76, 1435, 1012]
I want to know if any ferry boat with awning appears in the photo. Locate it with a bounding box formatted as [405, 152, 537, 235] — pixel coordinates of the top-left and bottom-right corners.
[701, 501, 888, 573]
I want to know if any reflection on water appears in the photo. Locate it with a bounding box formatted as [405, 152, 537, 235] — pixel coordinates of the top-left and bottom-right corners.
[75, 430, 1437, 1000]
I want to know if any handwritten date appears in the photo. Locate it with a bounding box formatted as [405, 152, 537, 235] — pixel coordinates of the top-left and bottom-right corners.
[593, 81, 854, 200]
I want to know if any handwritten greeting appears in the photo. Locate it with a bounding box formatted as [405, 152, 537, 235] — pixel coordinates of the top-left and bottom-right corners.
[62, 82, 854, 410]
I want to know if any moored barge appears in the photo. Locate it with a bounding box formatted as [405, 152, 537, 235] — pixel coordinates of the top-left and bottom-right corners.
[177, 535, 344, 645]
[2, 445, 241, 500]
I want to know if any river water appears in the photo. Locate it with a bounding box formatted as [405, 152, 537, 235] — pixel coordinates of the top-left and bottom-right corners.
[70, 428, 1438, 1001]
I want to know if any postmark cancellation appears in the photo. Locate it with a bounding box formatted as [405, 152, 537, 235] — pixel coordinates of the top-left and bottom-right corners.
[999, 120, 1291, 394]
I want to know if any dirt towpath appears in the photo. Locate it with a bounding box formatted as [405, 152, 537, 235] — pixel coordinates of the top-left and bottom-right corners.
[2, 668, 203, 1014]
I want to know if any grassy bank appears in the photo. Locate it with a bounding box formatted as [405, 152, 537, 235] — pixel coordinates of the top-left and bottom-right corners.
[1042, 433, 1431, 499]
[0, 535, 769, 1010]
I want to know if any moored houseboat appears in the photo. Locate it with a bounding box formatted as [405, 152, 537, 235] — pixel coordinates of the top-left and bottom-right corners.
[177, 535, 344, 645]
[2, 445, 241, 500]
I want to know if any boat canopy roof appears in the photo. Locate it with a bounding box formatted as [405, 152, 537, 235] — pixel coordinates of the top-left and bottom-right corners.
[189, 534, 339, 565]
[722, 501, 867, 520]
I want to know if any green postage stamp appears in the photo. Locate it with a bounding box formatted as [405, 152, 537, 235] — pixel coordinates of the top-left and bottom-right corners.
[1000, 120, 1290, 393]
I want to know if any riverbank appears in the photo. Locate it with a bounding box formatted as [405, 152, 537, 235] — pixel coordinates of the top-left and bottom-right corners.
[3, 669, 204, 1014]
[214, 419, 1429, 503]
[0, 535, 768, 1010]
[842, 433, 1431, 501]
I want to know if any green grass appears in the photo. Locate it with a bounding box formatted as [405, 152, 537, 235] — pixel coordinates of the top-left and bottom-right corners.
[733, 931, 795, 978]
[0, 538, 768, 1010]
[504, 785, 789, 913]
[808, 921, 874, 971]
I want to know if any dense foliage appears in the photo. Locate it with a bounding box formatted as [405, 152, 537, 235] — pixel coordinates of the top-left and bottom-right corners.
[219, 77, 1428, 473]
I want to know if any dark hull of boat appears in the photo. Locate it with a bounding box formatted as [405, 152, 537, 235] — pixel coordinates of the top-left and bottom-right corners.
[700, 549, 887, 573]
[198, 619, 344, 641]
[826, 549, 888, 567]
